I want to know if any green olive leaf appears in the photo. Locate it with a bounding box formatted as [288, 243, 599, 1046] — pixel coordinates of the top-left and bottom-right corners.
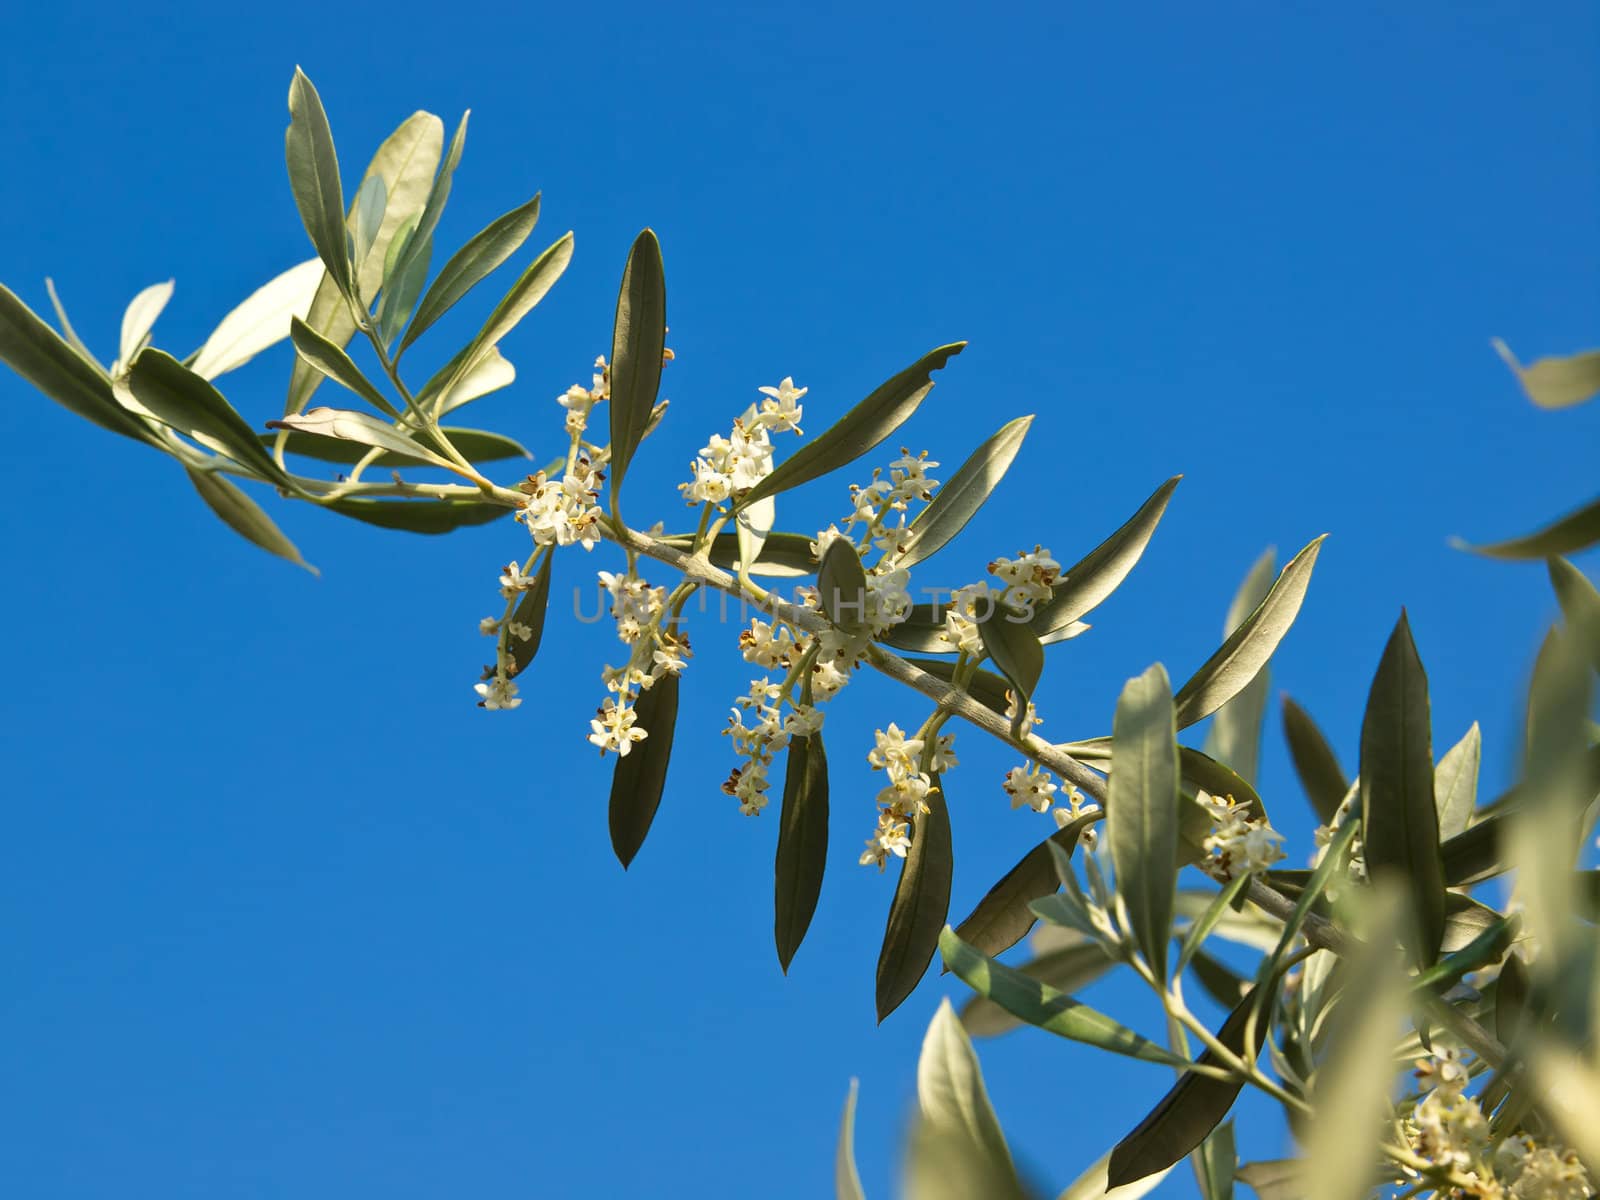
[774, 732, 829, 973]
[607, 672, 681, 869]
[1107, 663, 1180, 985]
[877, 774, 953, 1022]
[608, 229, 667, 504]
[897, 415, 1033, 568]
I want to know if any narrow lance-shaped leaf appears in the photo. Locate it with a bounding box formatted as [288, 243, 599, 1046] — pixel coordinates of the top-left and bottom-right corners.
[287, 316, 396, 414]
[1108, 663, 1180, 985]
[377, 226, 432, 349]
[607, 671, 681, 869]
[0, 284, 154, 444]
[268, 407, 452, 468]
[1454, 496, 1600, 560]
[908, 999, 1027, 1200]
[285, 111, 444, 414]
[736, 494, 776, 578]
[268, 425, 530, 467]
[876, 774, 953, 1022]
[191, 258, 323, 380]
[939, 927, 1190, 1068]
[1030, 476, 1181, 639]
[836, 1080, 865, 1200]
[1106, 985, 1275, 1188]
[185, 468, 314, 573]
[735, 343, 967, 510]
[504, 553, 553, 678]
[1173, 535, 1326, 730]
[1434, 722, 1482, 841]
[400, 194, 542, 355]
[949, 811, 1103, 961]
[1193, 1121, 1236, 1200]
[897, 415, 1033, 568]
[1360, 610, 1445, 966]
[125, 350, 292, 486]
[320, 496, 511, 535]
[117, 280, 174, 368]
[774, 731, 829, 973]
[1492, 337, 1600, 410]
[284, 69, 353, 298]
[818, 539, 870, 636]
[43, 278, 104, 369]
[1280, 695, 1349, 825]
[1203, 549, 1275, 785]
[978, 606, 1044, 738]
[383, 111, 468, 308]
[1548, 556, 1600, 673]
[608, 229, 666, 504]
[960, 934, 1115, 1038]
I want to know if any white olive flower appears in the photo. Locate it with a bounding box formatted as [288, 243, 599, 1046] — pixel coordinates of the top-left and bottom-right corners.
[1003, 765, 1058, 812]
[588, 699, 648, 757]
[474, 677, 522, 711]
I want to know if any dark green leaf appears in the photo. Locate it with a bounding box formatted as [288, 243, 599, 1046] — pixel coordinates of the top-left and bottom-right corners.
[320, 496, 511, 534]
[285, 112, 444, 413]
[657, 530, 819, 578]
[818, 539, 870, 635]
[608, 229, 666, 503]
[1188, 948, 1250, 1011]
[1108, 663, 1180, 984]
[978, 606, 1044, 737]
[940, 927, 1188, 1067]
[1173, 536, 1326, 730]
[1360, 610, 1445, 965]
[1030, 476, 1181, 639]
[1194, 1121, 1236, 1200]
[1456, 495, 1600, 560]
[1203, 549, 1276, 785]
[185, 468, 314, 573]
[897, 415, 1032, 568]
[400, 195, 541, 353]
[1434, 722, 1482, 841]
[877, 774, 953, 1022]
[268, 424, 531, 467]
[1549, 557, 1600, 673]
[949, 812, 1104, 961]
[736, 343, 966, 510]
[1280, 696, 1349, 825]
[288, 316, 395, 414]
[503, 553, 552, 678]
[0, 284, 153, 444]
[268, 407, 451, 468]
[608, 673, 680, 868]
[126, 350, 291, 485]
[426, 233, 574, 417]
[1106, 987, 1270, 1187]
[284, 69, 353, 297]
[775, 733, 829, 973]
[1493, 338, 1600, 410]
[960, 934, 1114, 1037]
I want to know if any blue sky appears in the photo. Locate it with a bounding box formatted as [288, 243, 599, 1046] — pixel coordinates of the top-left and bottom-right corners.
[2, 3, 1597, 1198]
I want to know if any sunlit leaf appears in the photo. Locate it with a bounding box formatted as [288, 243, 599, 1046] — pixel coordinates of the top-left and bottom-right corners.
[608, 672, 680, 869]
[897, 415, 1033, 568]
[1280, 696, 1349, 825]
[350, 174, 387, 271]
[1549, 557, 1600, 673]
[268, 407, 452, 468]
[877, 775, 953, 1022]
[1108, 663, 1180, 984]
[1492, 337, 1600, 410]
[1235, 1160, 1304, 1200]
[1433, 722, 1481, 841]
[940, 927, 1188, 1067]
[912, 999, 1025, 1197]
[1360, 610, 1444, 966]
[961, 934, 1114, 1037]
[268, 424, 530, 467]
[287, 316, 395, 414]
[1173, 536, 1325, 729]
[836, 1079, 865, 1200]
[1194, 1120, 1235, 1200]
[736, 343, 966, 510]
[191, 258, 323, 380]
[1058, 1151, 1173, 1200]
[774, 732, 829, 973]
[1031, 477, 1181, 639]
[43, 278, 104, 369]
[1456, 496, 1600, 560]
[284, 69, 353, 298]
[737, 494, 776, 578]
[116, 280, 173, 368]
[185, 468, 313, 573]
[380, 110, 468, 324]
[1203, 549, 1275, 785]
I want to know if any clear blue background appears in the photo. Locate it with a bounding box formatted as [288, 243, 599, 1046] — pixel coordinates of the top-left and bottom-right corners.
[2, 3, 1597, 1197]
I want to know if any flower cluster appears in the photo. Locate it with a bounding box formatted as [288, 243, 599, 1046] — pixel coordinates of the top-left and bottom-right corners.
[1403, 1049, 1593, 1200]
[1003, 763, 1059, 813]
[516, 456, 604, 550]
[859, 724, 954, 869]
[1051, 783, 1101, 849]
[556, 355, 610, 438]
[1199, 791, 1286, 879]
[935, 547, 1059, 655]
[588, 567, 692, 756]
[678, 379, 806, 505]
[723, 679, 824, 815]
